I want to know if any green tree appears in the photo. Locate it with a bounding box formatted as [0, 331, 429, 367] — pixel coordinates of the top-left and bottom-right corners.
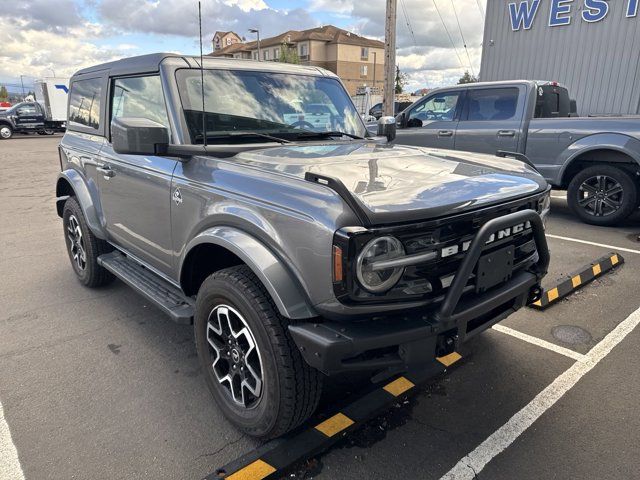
[457, 70, 478, 84]
[395, 65, 408, 94]
[0, 85, 8, 101]
[279, 44, 300, 64]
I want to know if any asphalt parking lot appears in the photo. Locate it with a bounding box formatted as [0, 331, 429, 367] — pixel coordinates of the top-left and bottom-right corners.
[2, 135, 640, 480]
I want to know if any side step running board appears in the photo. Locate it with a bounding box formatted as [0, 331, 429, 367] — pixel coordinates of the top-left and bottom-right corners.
[98, 251, 194, 325]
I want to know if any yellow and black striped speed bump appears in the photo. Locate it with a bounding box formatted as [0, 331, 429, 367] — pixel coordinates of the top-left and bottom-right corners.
[207, 353, 462, 480]
[528, 252, 624, 310]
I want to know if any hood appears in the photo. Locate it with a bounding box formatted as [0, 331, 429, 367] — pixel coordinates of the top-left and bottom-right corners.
[233, 142, 547, 225]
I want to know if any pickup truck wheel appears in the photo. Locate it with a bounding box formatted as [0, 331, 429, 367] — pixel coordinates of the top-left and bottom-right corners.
[567, 165, 638, 226]
[0, 125, 13, 140]
[195, 265, 322, 439]
[62, 197, 114, 287]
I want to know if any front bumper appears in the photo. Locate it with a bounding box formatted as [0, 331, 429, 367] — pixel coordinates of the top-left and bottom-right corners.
[289, 210, 549, 376]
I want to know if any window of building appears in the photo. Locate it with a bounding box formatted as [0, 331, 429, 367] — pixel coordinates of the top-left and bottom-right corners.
[360, 65, 368, 77]
[274, 48, 280, 60]
[68, 77, 102, 130]
[299, 43, 308, 57]
[111, 75, 169, 131]
[462, 88, 519, 121]
[361, 47, 369, 60]
[253, 51, 258, 60]
[263, 49, 270, 61]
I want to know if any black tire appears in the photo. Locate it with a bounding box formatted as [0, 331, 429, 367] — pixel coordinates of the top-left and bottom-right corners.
[0, 124, 13, 140]
[195, 265, 322, 439]
[567, 165, 638, 226]
[62, 197, 114, 287]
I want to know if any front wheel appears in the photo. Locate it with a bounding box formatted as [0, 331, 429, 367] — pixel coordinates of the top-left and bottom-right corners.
[0, 124, 13, 140]
[567, 165, 638, 226]
[195, 265, 322, 439]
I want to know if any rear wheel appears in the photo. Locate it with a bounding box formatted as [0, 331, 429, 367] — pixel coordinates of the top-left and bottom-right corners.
[62, 197, 114, 287]
[567, 165, 638, 226]
[195, 265, 322, 439]
[0, 124, 13, 140]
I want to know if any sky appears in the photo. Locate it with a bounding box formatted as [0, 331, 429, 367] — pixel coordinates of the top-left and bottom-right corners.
[0, 0, 486, 94]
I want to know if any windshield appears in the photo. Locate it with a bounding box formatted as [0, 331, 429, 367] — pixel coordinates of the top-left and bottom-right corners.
[176, 69, 367, 144]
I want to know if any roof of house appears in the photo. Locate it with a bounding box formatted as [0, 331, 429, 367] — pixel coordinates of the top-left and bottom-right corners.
[209, 25, 384, 56]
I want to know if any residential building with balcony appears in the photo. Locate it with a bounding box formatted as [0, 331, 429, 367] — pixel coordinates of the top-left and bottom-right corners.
[208, 25, 385, 96]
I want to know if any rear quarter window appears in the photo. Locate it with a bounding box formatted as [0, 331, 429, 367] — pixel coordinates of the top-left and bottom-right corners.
[68, 78, 102, 131]
[463, 88, 519, 121]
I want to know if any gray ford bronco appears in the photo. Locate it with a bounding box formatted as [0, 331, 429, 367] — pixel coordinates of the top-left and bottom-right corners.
[56, 53, 551, 438]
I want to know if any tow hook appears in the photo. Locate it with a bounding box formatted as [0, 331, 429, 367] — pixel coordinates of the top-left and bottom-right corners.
[436, 332, 459, 357]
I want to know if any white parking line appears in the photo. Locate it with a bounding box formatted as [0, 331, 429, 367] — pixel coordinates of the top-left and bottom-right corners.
[546, 233, 640, 255]
[492, 324, 586, 362]
[440, 305, 640, 480]
[0, 401, 25, 480]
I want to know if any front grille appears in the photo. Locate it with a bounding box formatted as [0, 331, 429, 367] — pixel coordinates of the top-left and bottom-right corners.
[341, 193, 543, 306]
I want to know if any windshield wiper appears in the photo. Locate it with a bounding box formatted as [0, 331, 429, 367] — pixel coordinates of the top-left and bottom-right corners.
[201, 131, 291, 144]
[292, 130, 365, 140]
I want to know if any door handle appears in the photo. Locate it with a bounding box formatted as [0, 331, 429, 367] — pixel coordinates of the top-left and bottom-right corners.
[497, 130, 516, 137]
[438, 130, 454, 137]
[97, 165, 115, 179]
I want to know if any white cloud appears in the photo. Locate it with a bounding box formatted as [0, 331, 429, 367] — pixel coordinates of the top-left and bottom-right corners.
[0, 20, 125, 80]
[222, 0, 268, 12]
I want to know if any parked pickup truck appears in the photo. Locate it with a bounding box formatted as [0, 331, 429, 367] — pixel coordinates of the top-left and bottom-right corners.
[394, 80, 640, 225]
[56, 54, 550, 438]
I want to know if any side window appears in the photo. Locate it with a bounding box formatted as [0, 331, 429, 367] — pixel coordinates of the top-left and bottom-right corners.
[69, 78, 102, 130]
[111, 76, 169, 130]
[462, 88, 519, 121]
[17, 104, 37, 115]
[407, 92, 460, 127]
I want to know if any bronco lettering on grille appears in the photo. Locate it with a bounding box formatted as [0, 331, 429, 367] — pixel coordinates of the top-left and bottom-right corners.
[441, 221, 532, 258]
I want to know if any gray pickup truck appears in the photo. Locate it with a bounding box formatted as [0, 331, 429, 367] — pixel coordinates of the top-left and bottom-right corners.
[394, 80, 640, 226]
[56, 53, 550, 438]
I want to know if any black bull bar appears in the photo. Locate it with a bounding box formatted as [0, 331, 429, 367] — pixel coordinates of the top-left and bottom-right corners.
[289, 209, 550, 375]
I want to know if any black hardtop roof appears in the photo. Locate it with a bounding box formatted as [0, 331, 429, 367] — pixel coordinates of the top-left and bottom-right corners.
[71, 52, 334, 80]
[72, 53, 182, 78]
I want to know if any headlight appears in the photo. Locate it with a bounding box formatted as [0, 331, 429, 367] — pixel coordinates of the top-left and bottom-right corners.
[356, 236, 405, 293]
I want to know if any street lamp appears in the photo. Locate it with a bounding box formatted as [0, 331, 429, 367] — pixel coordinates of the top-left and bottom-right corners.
[249, 28, 261, 61]
[372, 51, 377, 91]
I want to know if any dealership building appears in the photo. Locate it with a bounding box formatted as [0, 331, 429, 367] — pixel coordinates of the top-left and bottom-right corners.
[480, 0, 640, 115]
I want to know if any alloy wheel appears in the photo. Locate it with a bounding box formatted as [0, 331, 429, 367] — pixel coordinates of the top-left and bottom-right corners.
[207, 304, 263, 408]
[66, 215, 87, 270]
[577, 175, 624, 217]
[0, 126, 11, 139]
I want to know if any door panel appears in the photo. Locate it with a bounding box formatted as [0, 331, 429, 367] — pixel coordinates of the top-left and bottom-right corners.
[98, 147, 177, 273]
[395, 91, 462, 149]
[97, 74, 176, 274]
[454, 87, 524, 155]
[15, 103, 44, 130]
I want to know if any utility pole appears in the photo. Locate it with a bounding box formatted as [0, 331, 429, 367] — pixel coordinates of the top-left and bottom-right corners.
[382, 0, 397, 117]
[19, 75, 26, 100]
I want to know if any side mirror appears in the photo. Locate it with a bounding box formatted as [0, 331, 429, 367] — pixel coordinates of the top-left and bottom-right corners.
[395, 111, 406, 128]
[377, 116, 396, 142]
[111, 117, 169, 155]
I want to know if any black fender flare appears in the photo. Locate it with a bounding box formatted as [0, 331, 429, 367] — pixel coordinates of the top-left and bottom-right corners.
[180, 226, 317, 320]
[56, 169, 107, 239]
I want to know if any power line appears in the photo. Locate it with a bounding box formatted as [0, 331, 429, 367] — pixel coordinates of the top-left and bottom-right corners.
[399, 0, 417, 48]
[431, 0, 465, 71]
[450, 0, 476, 77]
[476, 0, 486, 21]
